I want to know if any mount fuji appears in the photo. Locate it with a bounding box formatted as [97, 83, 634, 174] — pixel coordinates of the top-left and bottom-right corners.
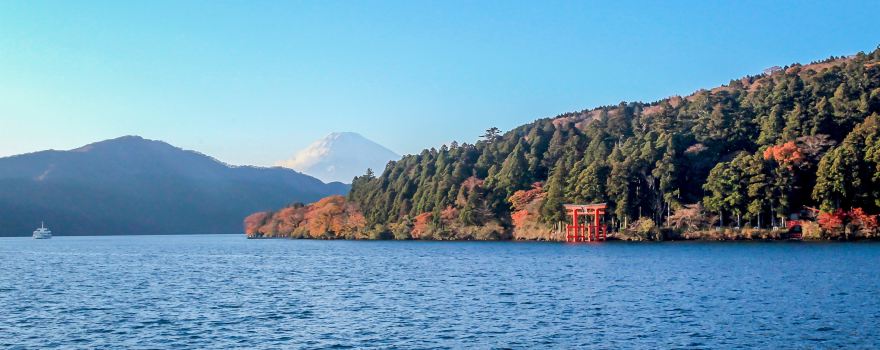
[277, 132, 400, 183]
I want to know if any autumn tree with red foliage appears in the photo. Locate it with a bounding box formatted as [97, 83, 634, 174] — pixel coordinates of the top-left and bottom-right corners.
[763, 141, 805, 169]
[817, 209, 846, 236]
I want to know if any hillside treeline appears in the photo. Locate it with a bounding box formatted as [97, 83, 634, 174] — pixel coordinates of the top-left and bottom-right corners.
[345, 48, 880, 240]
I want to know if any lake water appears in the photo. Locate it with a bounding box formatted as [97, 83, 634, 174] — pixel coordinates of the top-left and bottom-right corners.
[1, 235, 878, 349]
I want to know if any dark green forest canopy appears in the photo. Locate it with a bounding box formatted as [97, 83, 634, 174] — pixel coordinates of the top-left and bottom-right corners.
[349, 48, 880, 236]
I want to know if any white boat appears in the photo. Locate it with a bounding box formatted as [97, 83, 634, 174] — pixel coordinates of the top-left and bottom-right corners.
[33, 222, 52, 239]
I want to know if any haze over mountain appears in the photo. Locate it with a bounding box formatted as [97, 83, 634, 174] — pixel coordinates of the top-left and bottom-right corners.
[0, 136, 348, 236]
[277, 132, 400, 184]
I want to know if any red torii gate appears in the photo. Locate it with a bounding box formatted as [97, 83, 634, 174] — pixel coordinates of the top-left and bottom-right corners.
[564, 203, 607, 242]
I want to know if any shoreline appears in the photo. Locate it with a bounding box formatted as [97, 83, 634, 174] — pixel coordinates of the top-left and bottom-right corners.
[244, 234, 880, 242]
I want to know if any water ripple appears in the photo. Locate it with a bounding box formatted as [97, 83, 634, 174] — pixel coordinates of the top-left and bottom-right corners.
[1, 236, 879, 348]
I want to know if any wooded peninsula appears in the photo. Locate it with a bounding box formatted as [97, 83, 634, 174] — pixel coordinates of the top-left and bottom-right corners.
[246, 47, 880, 241]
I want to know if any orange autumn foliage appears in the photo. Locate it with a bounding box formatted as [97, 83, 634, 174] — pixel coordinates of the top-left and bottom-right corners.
[508, 182, 546, 212]
[244, 212, 270, 236]
[307, 196, 366, 238]
[411, 212, 433, 239]
[508, 183, 546, 229]
[507, 182, 553, 240]
[511, 209, 530, 228]
[243, 195, 366, 239]
[763, 141, 805, 167]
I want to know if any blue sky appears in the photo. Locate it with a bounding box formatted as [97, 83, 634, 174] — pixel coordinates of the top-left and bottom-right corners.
[1, 1, 878, 166]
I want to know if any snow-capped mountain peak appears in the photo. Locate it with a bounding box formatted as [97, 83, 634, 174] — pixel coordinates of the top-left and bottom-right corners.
[277, 132, 399, 183]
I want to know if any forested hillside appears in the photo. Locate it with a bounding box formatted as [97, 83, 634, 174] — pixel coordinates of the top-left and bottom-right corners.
[343, 47, 880, 240]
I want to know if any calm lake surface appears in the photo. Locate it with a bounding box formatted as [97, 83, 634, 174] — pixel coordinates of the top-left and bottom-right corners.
[1, 235, 879, 349]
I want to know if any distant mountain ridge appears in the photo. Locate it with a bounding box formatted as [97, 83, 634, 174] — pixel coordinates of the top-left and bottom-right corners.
[277, 132, 400, 183]
[0, 136, 349, 236]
